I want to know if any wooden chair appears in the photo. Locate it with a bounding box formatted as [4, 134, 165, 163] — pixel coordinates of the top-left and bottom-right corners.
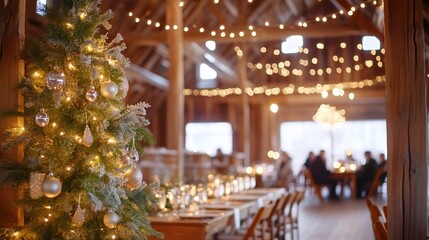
[373, 220, 387, 240]
[366, 198, 387, 240]
[365, 198, 385, 223]
[278, 192, 297, 239]
[218, 201, 276, 240]
[305, 169, 329, 203]
[286, 189, 306, 240]
[267, 194, 289, 239]
[367, 166, 387, 198]
[382, 205, 387, 220]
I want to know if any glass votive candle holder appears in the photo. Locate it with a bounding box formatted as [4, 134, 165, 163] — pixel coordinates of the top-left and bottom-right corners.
[224, 181, 231, 196]
[244, 175, 251, 190]
[250, 175, 256, 189]
[232, 179, 239, 193]
[238, 177, 245, 192]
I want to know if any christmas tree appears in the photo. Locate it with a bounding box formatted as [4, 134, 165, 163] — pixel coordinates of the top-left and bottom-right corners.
[0, 0, 161, 239]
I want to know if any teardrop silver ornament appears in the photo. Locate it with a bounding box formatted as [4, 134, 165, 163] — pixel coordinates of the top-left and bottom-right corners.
[82, 125, 93, 147]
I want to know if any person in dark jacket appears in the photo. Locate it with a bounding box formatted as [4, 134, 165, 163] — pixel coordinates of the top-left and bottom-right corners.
[356, 151, 378, 198]
[308, 150, 338, 199]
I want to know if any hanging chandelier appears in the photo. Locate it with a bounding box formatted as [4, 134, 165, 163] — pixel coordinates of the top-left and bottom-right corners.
[312, 104, 346, 126]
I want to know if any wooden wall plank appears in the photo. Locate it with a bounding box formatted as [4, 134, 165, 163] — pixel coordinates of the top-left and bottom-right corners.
[384, 0, 427, 239]
[0, 0, 25, 227]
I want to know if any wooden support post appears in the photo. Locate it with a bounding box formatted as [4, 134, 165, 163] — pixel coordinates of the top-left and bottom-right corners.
[166, 0, 185, 180]
[384, 0, 427, 239]
[237, 44, 250, 167]
[0, 0, 25, 227]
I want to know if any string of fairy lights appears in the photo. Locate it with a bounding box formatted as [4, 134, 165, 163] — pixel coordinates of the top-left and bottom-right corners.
[183, 75, 385, 99]
[126, 0, 381, 39]
[241, 43, 385, 78]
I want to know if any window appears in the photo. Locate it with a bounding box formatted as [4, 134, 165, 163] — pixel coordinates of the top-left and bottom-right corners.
[281, 35, 303, 54]
[185, 122, 233, 156]
[362, 36, 381, 50]
[36, 0, 47, 16]
[205, 41, 216, 51]
[280, 120, 387, 174]
[199, 63, 217, 80]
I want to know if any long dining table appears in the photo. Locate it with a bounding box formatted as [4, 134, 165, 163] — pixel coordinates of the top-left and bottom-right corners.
[148, 188, 286, 240]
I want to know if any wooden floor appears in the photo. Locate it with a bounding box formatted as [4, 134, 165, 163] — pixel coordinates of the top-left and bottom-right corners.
[297, 191, 384, 240]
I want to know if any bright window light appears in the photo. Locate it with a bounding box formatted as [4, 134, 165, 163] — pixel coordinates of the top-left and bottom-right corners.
[36, 0, 47, 16]
[186, 122, 233, 155]
[199, 63, 217, 80]
[281, 35, 303, 54]
[280, 120, 387, 174]
[362, 36, 380, 50]
[205, 41, 216, 51]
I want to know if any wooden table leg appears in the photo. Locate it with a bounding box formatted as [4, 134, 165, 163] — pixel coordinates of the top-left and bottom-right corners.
[351, 175, 356, 199]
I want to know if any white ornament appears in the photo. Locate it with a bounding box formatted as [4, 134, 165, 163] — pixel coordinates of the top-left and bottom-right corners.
[82, 125, 94, 147]
[42, 174, 62, 198]
[29, 172, 45, 199]
[103, 211, 120, 228]
[125, 165, 143, 190]
[46, 71, 65, 91]
[85, 86, 98, 102]
[72, 204, 85, 227]
[35, 108, 49, 127]
[100, 81, 118, 98]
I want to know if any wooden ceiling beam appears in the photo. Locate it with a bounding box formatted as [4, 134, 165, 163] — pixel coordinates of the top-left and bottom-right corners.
[125, 64, 170, 90]
[124, 23, 364, 46]
[330, 0, 384, 42]
[284, 0, 300, 15]
[155, 42, 238, 83]
[183, 0, 209, 24]
[222, 0, 238, 18]
[185, 42, 238, 82]
[248, 0, 274, 23]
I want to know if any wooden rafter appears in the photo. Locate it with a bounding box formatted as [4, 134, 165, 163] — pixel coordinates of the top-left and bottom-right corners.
[125, 64, 170, 90]
[330, 0, 384, 42]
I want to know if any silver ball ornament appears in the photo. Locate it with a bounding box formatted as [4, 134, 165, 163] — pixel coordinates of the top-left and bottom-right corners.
[85, 86, 98, 102]
[125, 166, 143, 190]
[42, 174, 62, 198]
[35, 109, 50, 127]
[100, 81, 118, 98]
[46, 71, 65, 91]
[103, 211, 120, 228]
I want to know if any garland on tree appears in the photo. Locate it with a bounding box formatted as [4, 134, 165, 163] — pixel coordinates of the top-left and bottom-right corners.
[0, 0, 161, 239]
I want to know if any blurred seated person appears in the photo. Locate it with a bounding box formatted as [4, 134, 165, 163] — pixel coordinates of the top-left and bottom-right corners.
[303, 151, 316, 168]
[356, 151, 378, 198]
[308, 150, 339, 199]
[378, 153, 387, 183]
[274, 151, 294, 190]
[212, 148, 228, 174]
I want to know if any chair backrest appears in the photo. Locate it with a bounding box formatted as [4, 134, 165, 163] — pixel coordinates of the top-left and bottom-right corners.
[269, 194, 288, 219]
[367, 166, 387, 198]
[366, 198, 385, 225]
[373, 221, 387, 240]
[382, 205, 387, 220]
[281, 192, 296, 217]
[305, 169, 316, 185]
[289, 189, 305, 219]
[243, 201, 276, 240]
